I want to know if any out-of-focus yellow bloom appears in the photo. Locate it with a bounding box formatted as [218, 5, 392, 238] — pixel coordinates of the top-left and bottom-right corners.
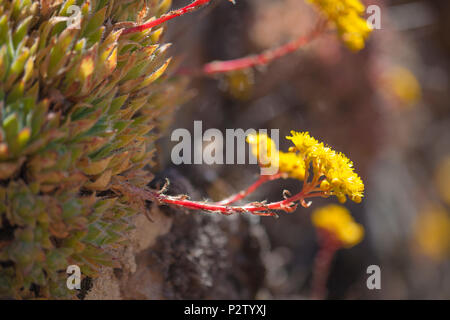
[307, 0, 372, 51]
[382, 66, 421, 105]
[414, 205, 450, 261]
[312, 204, 364, 247]
[246, 133, 305, 180]
[434, 156, 450, 206]
[246, 133, 278, 168]
[287, 131, 364, 204]
[224, 69, 254, 101]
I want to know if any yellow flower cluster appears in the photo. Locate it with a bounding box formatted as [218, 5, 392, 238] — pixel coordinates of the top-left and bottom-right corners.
[246, 133, 306, 180]
[307, 0, 372, 51]
[247, 131, 364, 204]
[312, 204, 364, 247]
[287, 131, 364, 203]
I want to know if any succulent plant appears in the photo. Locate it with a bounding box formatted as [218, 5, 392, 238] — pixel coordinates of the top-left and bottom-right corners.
[0, 0, 186, 299]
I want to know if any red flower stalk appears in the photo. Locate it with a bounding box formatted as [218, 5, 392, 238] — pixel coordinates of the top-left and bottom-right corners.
[122, 0, 234, 35]
[311, 229, 342, 300]
[112, 174, 327, 218]
[202, 19, 326, 75]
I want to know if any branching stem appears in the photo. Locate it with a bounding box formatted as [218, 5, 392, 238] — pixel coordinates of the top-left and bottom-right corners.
[112, 174, 326, 217]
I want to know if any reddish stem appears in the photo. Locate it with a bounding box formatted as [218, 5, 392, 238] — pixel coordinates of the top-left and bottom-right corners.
[216, 173, 284, 205]
[201, 20, 326, 75]
[154, 184, 326, 216]
[311, 229, 342, 300]
[156, 189, 306, 216]
[122, 0, 218, 35]
[113, 178, 325, 217]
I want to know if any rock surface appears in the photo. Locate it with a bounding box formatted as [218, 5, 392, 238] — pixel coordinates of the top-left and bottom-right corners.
[85, 168, 266, 299]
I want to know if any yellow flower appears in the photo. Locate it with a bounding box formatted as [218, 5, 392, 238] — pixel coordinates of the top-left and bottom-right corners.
[287, 131, 364, 203]
[414, 205, 450, 261]
[278, 151, 306, 180]
[307, 0, 372, 51]
[224, 69, 254, 101]
[312, 204, 364, 247]
[247, 131, 364, 204]
[246, 133, 306, 180]
[246, 133, 278, 168]
[382, 66, 422, 106]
